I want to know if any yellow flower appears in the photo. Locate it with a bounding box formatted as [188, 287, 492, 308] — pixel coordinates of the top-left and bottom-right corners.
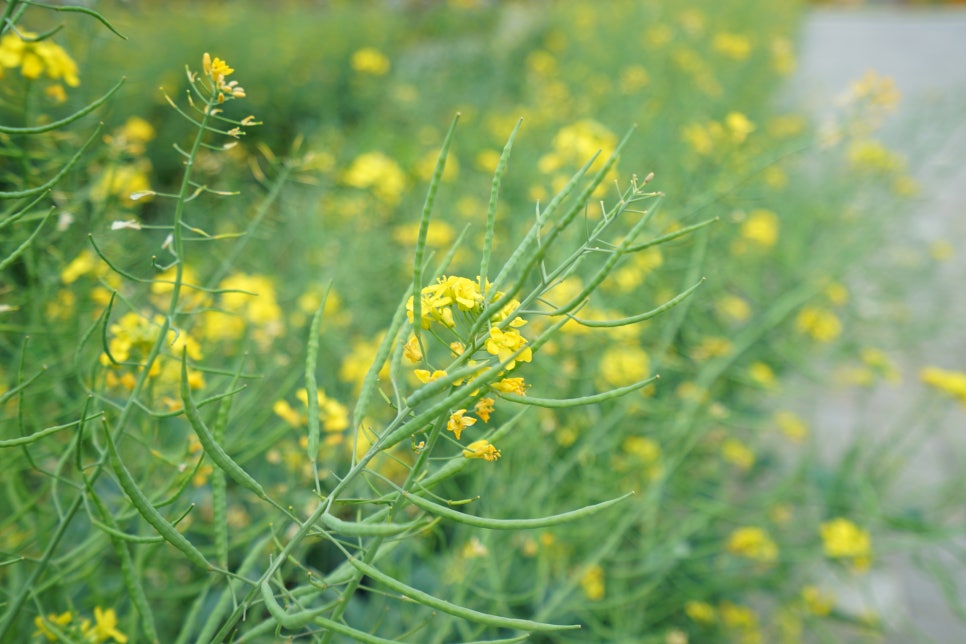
[719, 601, 757, 630]
[598, 345, 649, 388]
[414, 369, 447, 384]
[86, 607, 128, 643]
[681, 121, 715, 155]
[545, 119, 618, 173]
[740, 209, 779, 248]
[685, 601, 716, 624]
[774, 410, 808, 442]
[712, 32, 752, 60]
[579, 564, 605, 600]
[403, 335, 423, 363]
[795, 306, 842, 343]
[90, 160, 154, 207]
[343, 152, 406, 206]
[485, 327, 532, 370]
[726, 526, 779, 564]
[824, 282, 849, 306]
[0, 30, 80, 86]
[691, 336, 733, 361]
[351, 47, 390, 75]
[462, 439, 501, 461]
[820, 517, 873, 571]
[393, 221, 456, 249]
[722, 438, 755, 470]
[618, 64, 650, 93]
[622, 436, 661, 462]
[801, 585, 834, 616]
[491, 377, 526, 396]
[716, 294, 751, 323]
[201, 52, 245, 101]
[474, 397, 495, 423]
[295, 388, 350, 433]
[850, 70, 900, 112]
[725, 112, 755, 143]
[446, 409, 476, 440]
[33, 611, 73, 642]
[848, 140, 904, 174]
[920, 367, 966, 404]
[748, 362, 777, 389]
[273, 400, 305, 428]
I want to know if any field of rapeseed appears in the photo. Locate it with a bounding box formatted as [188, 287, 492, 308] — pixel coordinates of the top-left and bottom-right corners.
[3, 1, 965, 642]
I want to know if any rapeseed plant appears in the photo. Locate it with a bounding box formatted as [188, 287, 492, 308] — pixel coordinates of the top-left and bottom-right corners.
[3, 2, 965, 642]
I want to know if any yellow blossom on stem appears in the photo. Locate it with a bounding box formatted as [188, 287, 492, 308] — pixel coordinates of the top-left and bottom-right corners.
[462, 439, 501, 461]
[89, 607, 128, 643]
[491, 377, 527, 396]
[820, 517, 873, 572]
[920, 366, 966, 404]
[34, 611, 73, 641]
[485, 327, 532, 370]
[474, 397, 495, 422]
[403, 335, 423, 362]
[446, 409, 476, 440]
[415, 369, 447, 384]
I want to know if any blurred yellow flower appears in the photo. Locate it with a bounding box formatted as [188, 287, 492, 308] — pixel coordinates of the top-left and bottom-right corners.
[719, 601, 758, 630]
[920, 366, 966, 404]
[475, 148, 501, 173]
[770, 36, 797, 75]
[820, 517, 872, 572]
[90, 160, 154, 207]
[725, 112, 755, 143]
[691, 336, 734, 361]
[848, 139, 904, 174]
[598, 345, 649, 388]
[801, 585, 834, 616]
[824, 282, 849, 306]
[748, 362, 777, 389]
[712, 32, 752, 60]
[618, 64, 650, 93]
[0, 29, 79, 86]
[716, 294, 751, 323]
[795, 306, 842, 343]
[774, 410, 808, 442]
[33, 611, 74, 642]
[850, 70, 900, 112]
[722, 438, 755, 470]
[685, 600, 716, 624]
[579, 564, 605, 600]
[343, 152, 407, 206]
[393, 220, 456, 249]
[727, 526, 779, 564]
[351, 47, 390, 75]
[740, 209, 779, 247]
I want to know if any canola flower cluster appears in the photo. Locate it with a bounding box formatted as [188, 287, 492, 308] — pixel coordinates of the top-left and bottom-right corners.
[0, 29, 79, 102]
[404, 275, 536, 461]
[34, 607, 126, 643]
